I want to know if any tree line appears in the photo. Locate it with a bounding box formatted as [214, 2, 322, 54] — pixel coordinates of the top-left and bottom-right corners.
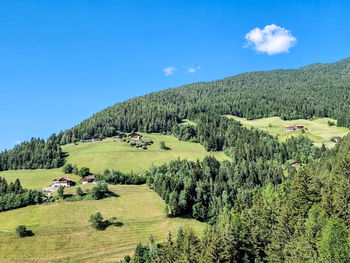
[0, 177, 43, 212]
[0, 135, 64, 171]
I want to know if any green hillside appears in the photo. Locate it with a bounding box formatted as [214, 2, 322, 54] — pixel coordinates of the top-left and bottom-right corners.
[57, 58, 350, 147]
[0, 168, 79, 189]
[0, 184, 205, 262]
[0, 133, 229, 189]
[226, 116, 350, 147]
[62, 133, 230, 174]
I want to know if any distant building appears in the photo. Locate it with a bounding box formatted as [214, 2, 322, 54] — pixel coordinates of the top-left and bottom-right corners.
[118, 133, 127, 139]
[334, 136, 341, 143]
[291, 161, 301, 167]
[285, 125, 304, 131]
[81, 137, 103, 143]
[129, 132, 141, 140]
[82, 175, 96, 184]
[52, 178, 75, 188]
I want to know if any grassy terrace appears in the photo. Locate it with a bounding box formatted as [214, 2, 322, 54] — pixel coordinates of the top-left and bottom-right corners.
[0, 184, 205, 263]
[0, 169, 80, 190]
[62, 133, 230, 174]
[226, 116, 350, 148]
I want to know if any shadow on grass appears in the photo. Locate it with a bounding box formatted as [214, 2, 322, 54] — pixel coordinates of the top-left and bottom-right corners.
[64, 190, 119, 202]
[97, 220, 124, 231]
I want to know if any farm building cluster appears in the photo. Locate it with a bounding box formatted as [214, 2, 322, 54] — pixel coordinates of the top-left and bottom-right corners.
[41, 174, 102, 197]
[42, 177, 76, 197]
[117, 132, 141, 140]
[80, 137, 104, 143]
[285, 125, 304, 132]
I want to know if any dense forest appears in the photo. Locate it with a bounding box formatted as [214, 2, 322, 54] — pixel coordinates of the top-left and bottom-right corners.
[147, 115, 324, 223]
[0, 136, 64, 171]
[0, 135, 64, 171]
[0, 177, 43, 212]
[58, 58, 350, 143]
[1, 58, 349, 171]
[120, 133, 350, 263]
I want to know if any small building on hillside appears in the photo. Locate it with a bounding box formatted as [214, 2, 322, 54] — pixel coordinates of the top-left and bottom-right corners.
[118, 133, 127, 140]
[285, 126, 295, 132]
[52, 178, 75, 188]
[129, 132, 141, 140]
[92, 137, 102, 142]
[334, 136, 341, 143]
[82, 175, 96, 184]
[285, 125, 304, 132]
[291, 161, 301, 167]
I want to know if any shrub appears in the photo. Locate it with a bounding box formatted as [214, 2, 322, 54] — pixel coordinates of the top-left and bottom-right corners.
[79, 167, 90, 177]
[57, 185, 64, 199]
[72, 165, 79, 175]
[76, 187, 84, 197]
[15, 225, 33, 237]
[62, 163, 73, 174]
[89, 212, 104, 230]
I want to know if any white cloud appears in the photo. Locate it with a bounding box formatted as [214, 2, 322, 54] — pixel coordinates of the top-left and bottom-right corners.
[245, 24, 297, 55]
[163, 66, 177, 76]
[187, 66, 201, 73]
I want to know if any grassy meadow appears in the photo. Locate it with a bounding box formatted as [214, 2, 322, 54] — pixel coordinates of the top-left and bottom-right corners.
[0, 169, 80, 190]
[226, 116, 350, 148]
[0, 184, 205, 263]
[62, 133, 230, 174]
[0, 133, 229, 189]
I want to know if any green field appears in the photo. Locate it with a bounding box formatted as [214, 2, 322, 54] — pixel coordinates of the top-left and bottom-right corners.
[0, 133, 229, 190]
[0, 184, 205, 263]
[0, 169, 80, 190]
[62, 133, 230, 174]
[226, 115, 350, 148]
[0, 133, 224, 262]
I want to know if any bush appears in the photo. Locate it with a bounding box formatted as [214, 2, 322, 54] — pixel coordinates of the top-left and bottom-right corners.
[62, 163, 73, 174]
[89, 212, 104, 230]
[79, 167, 90, 177]
[76, 187, 84, 197]
[72, 165, 79, 175]
[328, 120, 335, 126]
[15, 225, 33, 237]
[160, 141, 170, 150]
[89, 183, 109, 200]
[89, 212, 118, 231]
[57, 185, 64, 199]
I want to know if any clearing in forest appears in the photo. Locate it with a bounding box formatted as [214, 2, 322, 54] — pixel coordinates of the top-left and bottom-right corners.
[226, 115, 350, 148]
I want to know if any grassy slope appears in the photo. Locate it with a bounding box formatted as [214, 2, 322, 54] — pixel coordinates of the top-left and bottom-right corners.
[0, 169, 80, 190]
[226, 116, 350, 148]
[0, 184, 205, 263]
[0, 133, 222, 262]
[62, 133, 230, 174]
[0, 133, 229, 189]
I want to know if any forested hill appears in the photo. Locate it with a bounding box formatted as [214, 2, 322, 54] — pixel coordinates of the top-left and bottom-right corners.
[1, 58, 349, 171]
[59, 57, 350, 143]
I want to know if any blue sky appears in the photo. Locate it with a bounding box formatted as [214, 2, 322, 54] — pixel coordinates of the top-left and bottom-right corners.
[1, 0, 350, 151]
